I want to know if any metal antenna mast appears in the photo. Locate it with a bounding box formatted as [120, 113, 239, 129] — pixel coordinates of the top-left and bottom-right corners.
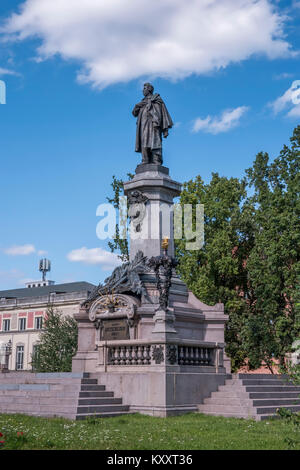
[39, 258, 51, 282]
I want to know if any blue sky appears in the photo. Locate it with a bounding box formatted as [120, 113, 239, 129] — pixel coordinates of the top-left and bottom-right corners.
[0, 0, 299, 290]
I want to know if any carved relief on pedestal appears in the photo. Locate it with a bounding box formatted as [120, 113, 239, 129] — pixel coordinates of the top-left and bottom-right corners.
[89, 294, 140, 341]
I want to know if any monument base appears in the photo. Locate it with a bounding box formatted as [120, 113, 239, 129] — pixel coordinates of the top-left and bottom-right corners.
[88, 369, 227, 417]
[72, 162, 230, 416]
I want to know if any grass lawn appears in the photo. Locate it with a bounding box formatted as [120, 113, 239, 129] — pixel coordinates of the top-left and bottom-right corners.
[0, 412, 299, 450]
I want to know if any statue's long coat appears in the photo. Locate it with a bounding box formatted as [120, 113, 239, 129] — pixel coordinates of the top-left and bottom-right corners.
[133, 93, 173, 153]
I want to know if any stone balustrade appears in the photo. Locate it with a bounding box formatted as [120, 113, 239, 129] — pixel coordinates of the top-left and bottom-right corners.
[104, 340, 224, 369]
[178, 345, 211, 366]
[108, 344, 152, 366]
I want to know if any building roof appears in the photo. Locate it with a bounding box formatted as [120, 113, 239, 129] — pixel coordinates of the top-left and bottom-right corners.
[0, 282, 96, 300]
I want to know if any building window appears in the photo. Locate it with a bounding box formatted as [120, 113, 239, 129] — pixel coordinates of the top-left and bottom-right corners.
[18, 318, 26, 331]
[35, 317, 43, 330]
[3, 319, 10, 331]
[16, 345, 24, 370]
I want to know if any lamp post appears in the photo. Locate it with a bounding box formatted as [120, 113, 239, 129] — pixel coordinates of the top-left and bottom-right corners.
[0, 340, 12, 373]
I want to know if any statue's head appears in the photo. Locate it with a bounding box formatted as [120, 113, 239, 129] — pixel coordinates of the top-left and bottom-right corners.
[143, 82, 154, 97]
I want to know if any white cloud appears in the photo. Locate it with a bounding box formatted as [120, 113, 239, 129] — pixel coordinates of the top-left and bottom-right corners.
[0, 0, 293, 89]
[37, 250, 48, 256]
[270, 80, 300, 117]
[4, 244, 36, 255]
[273, 72, 294, 80]
[192, 106, 249, 134]
[0, 67, 19, 76]
[67, 246, 121, 270]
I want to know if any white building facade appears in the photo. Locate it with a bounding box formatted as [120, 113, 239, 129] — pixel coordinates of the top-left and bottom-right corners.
[0, 282, 95, 371]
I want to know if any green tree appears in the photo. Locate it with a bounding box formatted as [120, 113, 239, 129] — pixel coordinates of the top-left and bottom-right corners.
[31, 306, 78, 372]
[175, 172, 251, 370]
[106, 174, 133, 261]
[242, 127, 300, 370]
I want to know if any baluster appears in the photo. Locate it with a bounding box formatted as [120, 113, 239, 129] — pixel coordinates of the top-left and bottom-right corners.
[145, 345, 151, 364]
[137, 345, 143, 365]
[194, 347, 199, 365]
[184, 347, 189, 365]
[179, 346, 184, 365]
[132, 346, 138, 365]
[199, 347, 203, 365]
[114, 347, 120, 365]
[125, 346, 131, 365]
[141, 345, 147, 365]
[119, 346, 125, 365]
[206, 348, 211, 365]
[190, 347, 194, 365]
[203, 348, 208, 365]
[205, 348, 209, 365]
[128, 346, 133, 365]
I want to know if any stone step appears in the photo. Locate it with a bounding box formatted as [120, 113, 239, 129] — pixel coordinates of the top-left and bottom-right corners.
[0, 378, 83, 385]
[77, 405, 130, 414]
[79, 391, 114, 398]
[210, 391, 249, 399]
[249, 392, 300, 399]
[0, 372, 89, 380]
[198, 404, 256, 414]
[218, 384, 246, 393]
[0, 396, 77, 406]
[238, 374, 288, 380]
[253, 398, 300, 407]
[203, 397, 253, 406]
[224, 380, 242, 386]
[80, 385, 106, 391]
[205, 397, 300, 407]
[37, 372, 89, 379]
[256, 405, 300, 415]
[0, 390, 79, 398]
[78, 398, 122, 406]
[0, 403, 77, 413]
[241, 379, 294, 386]
[245, 386, 300, 393]
[80, 378, 98, 385]
[198, 411, 256, 420]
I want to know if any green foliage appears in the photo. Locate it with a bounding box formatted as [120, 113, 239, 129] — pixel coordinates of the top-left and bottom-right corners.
[30, 306, 78, 373]
[106, 174, 134, 261]
[175, 173, 251, 371]
[242, 128, 300, 369]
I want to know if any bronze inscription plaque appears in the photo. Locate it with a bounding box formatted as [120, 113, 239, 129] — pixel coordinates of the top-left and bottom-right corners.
[101, 319, 130, 341]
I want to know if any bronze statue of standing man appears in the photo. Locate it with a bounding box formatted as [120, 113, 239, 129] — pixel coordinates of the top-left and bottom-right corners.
[132, 83, 173, 165]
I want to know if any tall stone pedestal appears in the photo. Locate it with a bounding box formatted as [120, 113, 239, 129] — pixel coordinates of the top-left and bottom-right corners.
[124, 164, 181, 260]
[72, 163, 230, 416]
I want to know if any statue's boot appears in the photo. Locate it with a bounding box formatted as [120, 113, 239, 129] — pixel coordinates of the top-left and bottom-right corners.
[142, 147, 151, 164]
[152, 152, 163, 165]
